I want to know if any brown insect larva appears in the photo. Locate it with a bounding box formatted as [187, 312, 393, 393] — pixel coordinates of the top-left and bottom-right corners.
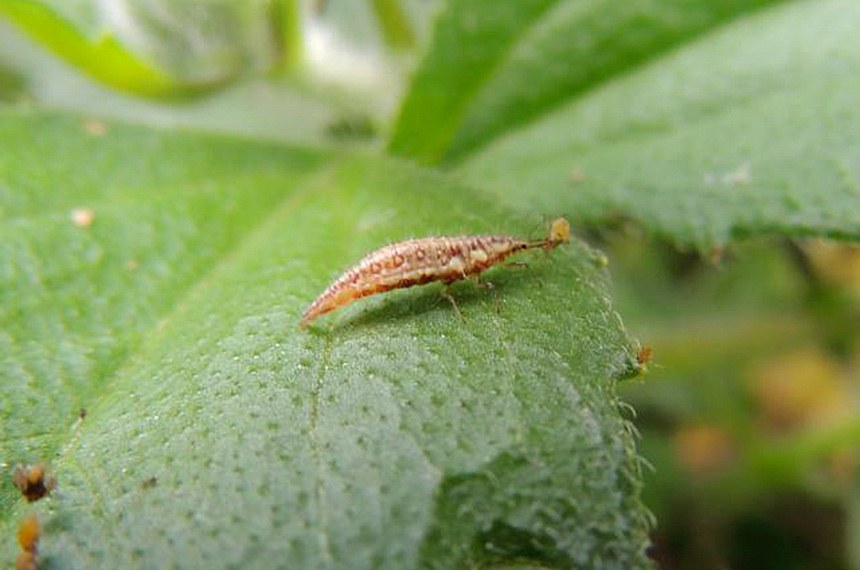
[300, 217, 571, 327]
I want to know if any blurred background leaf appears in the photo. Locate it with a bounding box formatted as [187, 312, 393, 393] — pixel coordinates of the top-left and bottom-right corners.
[606, 232, 860, 570]
[388, 0, 860, 249]
[0, 0, 178, 95]
[388, 0, 787, 165]
[0, 0, 304, 94]
[458, 0, 860, 250]
[0, 0, 415, 143]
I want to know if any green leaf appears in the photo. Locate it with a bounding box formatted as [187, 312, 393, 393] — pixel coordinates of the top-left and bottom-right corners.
[0, 64, 25, 101]
[0, 0, 178, 95]
[0, 0, 286, 95]
[388, 0, 783, 164]
[1, 111, 650, 569]
[458, 0, 860, 249]
[390, 0, 860, 250]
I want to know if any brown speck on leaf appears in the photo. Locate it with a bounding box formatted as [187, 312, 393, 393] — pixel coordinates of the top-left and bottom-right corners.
[12, 464, 56, 502]
[83, 118, 108, 136]
[704, 163, 751, 186]
[568, 168, 585, 183]
[723, 162, 751, 185]
[709, 245, 725, 266]
[70, 207, 95, 228]
[141, 476, 158, 489]
[16, 513, 40, 570]
[79, 407, 87, 420]
[591, 251, 609, 269]
[636, 345, 654, 373]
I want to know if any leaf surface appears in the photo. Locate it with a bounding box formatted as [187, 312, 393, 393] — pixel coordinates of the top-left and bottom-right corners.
[389, 0, 860, 249]
[0, 111, 649, 569]
[389, 0, 784, 164]
[459, 0, 860, 248]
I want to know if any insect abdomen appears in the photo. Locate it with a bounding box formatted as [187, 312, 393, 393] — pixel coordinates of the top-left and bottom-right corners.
[357, 235, 526, 288]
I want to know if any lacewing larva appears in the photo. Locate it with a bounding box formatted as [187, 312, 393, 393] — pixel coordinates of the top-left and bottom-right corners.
[300, 217, 571, 327]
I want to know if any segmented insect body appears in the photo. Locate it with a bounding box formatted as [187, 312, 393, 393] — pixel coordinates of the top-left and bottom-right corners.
[300, 218, 570, 327]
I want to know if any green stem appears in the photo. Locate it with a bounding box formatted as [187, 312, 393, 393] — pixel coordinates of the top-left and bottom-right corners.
[369, 0, 414, 51]
[847, 484, 860, 570]
[273, 0, 303, 73]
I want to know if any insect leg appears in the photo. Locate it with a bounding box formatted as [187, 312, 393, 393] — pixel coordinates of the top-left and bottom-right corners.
[504, 261, 530, 269]
[440, 284, 465, 321]
[469, 275, 501, 313]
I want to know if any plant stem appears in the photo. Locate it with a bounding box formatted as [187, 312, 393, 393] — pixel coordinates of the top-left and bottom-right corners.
[369, 0, 414, 51]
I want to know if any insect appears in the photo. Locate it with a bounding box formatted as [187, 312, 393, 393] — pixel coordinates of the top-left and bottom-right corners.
[300, 217, 571, 327]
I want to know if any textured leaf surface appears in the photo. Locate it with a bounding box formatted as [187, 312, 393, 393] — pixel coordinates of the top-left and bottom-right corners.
[0, 110, 325, 485]
[389, 0, 783, 164]
[1, 111, 649, 569]
[458, 0, 860, 249]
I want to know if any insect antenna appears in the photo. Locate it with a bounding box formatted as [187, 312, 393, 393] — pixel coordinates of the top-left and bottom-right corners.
[524, 217, 546, 242]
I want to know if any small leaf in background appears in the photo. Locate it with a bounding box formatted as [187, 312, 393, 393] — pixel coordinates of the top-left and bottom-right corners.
[0, 0, 287, 95]
[0, 0, 175, 95]
[1, 111, 650, 569]
[99, 0, 286, 82]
